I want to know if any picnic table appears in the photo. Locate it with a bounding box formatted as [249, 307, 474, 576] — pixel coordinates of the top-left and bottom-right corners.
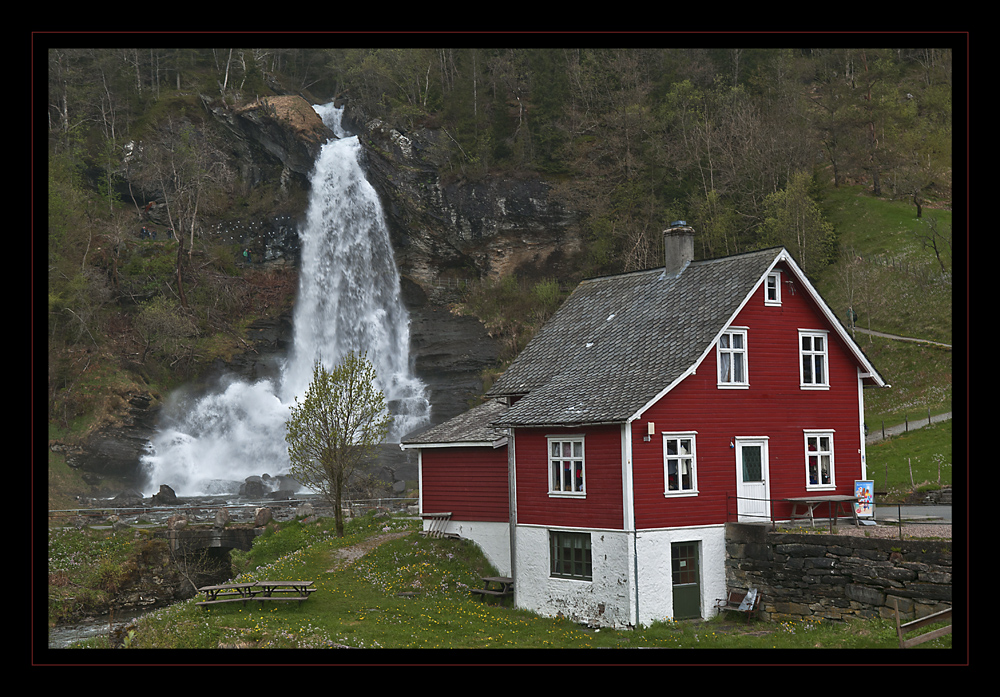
[786, 495, 859, 528]
[470, 576, 514, 603]
[196, 580, 315, 607]
[253, 580, 316, 600]
[197, 582, 259, 606]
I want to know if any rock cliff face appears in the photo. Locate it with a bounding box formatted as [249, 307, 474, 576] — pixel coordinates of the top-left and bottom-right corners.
[203, 94, 335, 192]
[358, 116, 582, 291]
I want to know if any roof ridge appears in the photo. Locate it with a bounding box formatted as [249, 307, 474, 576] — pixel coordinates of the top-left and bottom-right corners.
[577, 246, 785, 284]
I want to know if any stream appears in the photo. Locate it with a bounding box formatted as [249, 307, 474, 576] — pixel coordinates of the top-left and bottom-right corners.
[47, 607, 150, 650]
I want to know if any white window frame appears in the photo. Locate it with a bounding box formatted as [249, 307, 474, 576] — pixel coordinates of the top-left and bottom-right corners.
[765, 271, 782, 306]
[663, 432, 698, 497]
[548, 435, 585, 497]
[717, 327, 749, 388]
[799, 329, 830, 389]
[804, 430, 836, 490]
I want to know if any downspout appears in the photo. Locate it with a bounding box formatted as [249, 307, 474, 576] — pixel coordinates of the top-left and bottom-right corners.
[624, 419, 639, 627]
[508, 427, 517, 592]
[858, 367, 868, 481]
[416, 450, 423, 520]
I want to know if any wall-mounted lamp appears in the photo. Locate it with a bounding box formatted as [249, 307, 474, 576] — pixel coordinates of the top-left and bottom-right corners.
[644, 421, 655, 442]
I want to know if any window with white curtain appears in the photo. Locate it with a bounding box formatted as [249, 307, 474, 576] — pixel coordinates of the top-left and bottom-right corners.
[718, 328, 749, 388]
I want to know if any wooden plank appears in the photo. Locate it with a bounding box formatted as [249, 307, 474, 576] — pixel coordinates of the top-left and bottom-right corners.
[196, 598, 250, 606]
[901, 625, 952, 649]
[895, 600, 951, 648]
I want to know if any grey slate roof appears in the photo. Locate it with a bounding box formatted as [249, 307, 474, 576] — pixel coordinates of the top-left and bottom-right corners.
[401, 398, 509, 446]
[487, 248, 784, 427]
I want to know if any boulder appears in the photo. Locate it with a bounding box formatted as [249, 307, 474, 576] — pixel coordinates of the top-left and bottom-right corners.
[167, 514, 188, 530]
[254, 507, 273, 527]
[242, 476, 264, 499]
[214, 508, 230, 528]
[111, 489, 145, 508]
[151, 484, 180, 506]
[296, 502, 314, 518]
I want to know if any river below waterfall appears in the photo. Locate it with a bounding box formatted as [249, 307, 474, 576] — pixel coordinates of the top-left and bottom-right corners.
[47, 607, 150, 650]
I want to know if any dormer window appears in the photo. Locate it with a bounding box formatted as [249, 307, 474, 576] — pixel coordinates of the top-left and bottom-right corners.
[765, 271, 782, 306]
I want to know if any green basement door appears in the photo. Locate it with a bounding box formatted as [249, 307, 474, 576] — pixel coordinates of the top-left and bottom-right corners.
[671, 541, 701, 620]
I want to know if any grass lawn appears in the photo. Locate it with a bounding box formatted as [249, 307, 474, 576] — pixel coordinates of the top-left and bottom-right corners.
[59, 512, 955, 656]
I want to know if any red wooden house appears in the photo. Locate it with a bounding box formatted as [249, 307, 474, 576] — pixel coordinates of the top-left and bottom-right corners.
[402, 226, 887, 627]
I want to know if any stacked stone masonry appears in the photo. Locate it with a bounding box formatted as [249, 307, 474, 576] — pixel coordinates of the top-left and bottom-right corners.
[724, 523, 952, 623]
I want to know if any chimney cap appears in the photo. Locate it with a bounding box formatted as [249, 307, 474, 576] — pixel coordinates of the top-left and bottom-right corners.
[669, 220, 688, 228]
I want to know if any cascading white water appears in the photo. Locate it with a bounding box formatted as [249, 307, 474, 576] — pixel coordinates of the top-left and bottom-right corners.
[140, 104, 430, 496]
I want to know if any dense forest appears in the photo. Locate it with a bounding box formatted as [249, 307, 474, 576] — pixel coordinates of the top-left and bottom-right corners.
[44, 46, 955, 459]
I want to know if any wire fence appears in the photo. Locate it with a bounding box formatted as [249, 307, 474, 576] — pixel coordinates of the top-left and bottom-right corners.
[725, 493, 950, 539]
[47, 496, 419, 526]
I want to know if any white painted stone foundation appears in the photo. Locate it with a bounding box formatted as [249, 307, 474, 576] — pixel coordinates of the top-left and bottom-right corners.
[511, 524, 728, 628]
[513, 525, 633, 628]
[633, 525, 728, 626]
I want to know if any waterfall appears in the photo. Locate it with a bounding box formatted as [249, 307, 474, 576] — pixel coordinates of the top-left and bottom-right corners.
[140, 104, 430, 496]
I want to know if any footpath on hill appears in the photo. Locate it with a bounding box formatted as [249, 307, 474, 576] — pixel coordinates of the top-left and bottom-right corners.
[852, 327, 952, 349]
[866, 411, 952, 444]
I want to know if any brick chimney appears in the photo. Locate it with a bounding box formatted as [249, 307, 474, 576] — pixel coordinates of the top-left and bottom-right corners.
[663, 222, 694, 277]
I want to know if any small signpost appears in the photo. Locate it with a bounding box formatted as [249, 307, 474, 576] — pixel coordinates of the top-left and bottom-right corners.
[855, 480, 875, 521]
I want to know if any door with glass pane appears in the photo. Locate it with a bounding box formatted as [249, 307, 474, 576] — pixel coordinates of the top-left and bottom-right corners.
[736, 437, 770, 522]
[671, 542, 701, 620]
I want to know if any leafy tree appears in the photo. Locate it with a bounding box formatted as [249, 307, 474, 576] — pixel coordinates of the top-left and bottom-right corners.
[759, 171, 836, 277]
[285, 352, 392, 537]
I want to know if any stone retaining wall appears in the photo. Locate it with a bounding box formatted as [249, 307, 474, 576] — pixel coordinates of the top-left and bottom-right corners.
[724, 523, 952, 623]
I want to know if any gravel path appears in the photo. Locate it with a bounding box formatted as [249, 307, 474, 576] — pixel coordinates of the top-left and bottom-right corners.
[325, 531, 412, 572]
[775, 523, 950, 539]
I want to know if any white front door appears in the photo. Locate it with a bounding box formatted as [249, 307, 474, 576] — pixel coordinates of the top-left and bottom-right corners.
[736, 437, 770, 522]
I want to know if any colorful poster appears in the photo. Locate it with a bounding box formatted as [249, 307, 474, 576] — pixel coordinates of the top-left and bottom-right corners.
[855, 480, 874, 518]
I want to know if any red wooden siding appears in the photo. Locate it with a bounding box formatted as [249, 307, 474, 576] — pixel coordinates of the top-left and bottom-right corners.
[421, 446, 509, 522]
[514, 424, 625, 529]
[632, 266, 867, 529]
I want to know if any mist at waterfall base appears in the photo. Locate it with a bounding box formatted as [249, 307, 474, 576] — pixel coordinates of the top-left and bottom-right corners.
[140, 104, 430, 497]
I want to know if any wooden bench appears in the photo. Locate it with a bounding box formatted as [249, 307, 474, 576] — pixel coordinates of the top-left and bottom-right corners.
[420, 512, 457, 539]
[894, 599, 952, 648]
[470, 576, 514, 604]
[714, 587, 760, 622]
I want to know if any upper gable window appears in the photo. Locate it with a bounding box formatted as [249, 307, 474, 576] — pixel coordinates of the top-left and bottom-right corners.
[799, 330, 830, 389]
[717, 328, 749, 388]
[765, 271, 782, 306]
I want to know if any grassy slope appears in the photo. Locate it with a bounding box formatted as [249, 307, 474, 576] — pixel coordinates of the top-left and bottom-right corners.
[65, 513, 953, 651]
[813, 185, 953, 426]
